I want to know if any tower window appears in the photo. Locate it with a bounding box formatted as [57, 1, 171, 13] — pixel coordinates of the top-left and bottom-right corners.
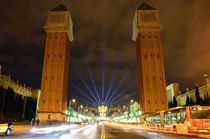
[148, 100, 150, 104]
[142, 35, 145, 39]
[160, 76, 162, 80]
[46, 77, 47, 80]
[55, 36, 57, 39]
[144, 55, 147, 59]
[60, 55, 62, 58]
[153, 76, 155, 80]
[57, 100, 59, 104]
[48, 55, 50, 58]
[151, 54, 153, 57]
[162, 100, 164, 104]
[44, 99, 45, 104]
[52, 76, 54, 80]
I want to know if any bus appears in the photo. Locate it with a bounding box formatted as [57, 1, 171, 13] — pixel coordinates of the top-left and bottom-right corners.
[145, 106, 210, 134]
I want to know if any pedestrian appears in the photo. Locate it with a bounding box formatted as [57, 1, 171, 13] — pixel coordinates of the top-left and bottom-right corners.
[36, 119, 40, 128]
[31, 118, 35, 128]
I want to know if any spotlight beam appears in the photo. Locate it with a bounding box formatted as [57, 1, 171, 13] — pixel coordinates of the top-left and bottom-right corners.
[71, 63, 100, 105]
[71, 82, 100, 105]
[106, 62, 136, 104]
[104, 44, 129, 104]
[108, 79, 138, 106]
[78, 39, 101, 104]
[113, 91, 138, 104]
[70, 94, 92, 105]
[102, 43, 105, 100]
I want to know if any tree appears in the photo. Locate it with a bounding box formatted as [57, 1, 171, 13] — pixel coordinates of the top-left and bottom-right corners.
[189, 96, 193, 106]
[195, 85, 201, 105]
[186, 95, 190, 106]
[206, 92, 210, 106]
[173, 96, 177, 107]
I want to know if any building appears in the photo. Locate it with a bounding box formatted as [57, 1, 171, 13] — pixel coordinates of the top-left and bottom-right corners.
[132, 3, 168, 113]
[38, 4, 74, 121]
[0, 65, 32, 97]
[166, 83, 179, 104]
[166, 76, 210, 106]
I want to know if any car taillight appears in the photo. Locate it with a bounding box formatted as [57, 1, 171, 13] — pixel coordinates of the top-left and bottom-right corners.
[187, 121, 191, 126]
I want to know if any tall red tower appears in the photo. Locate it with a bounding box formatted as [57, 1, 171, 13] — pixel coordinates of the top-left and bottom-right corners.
[132, 3, 168, 113]
[38, 4, 74, 121]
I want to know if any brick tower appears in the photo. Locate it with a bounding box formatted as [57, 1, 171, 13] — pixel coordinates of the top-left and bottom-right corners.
[132, 3, 168, 113]
[38, 4, 74, 121]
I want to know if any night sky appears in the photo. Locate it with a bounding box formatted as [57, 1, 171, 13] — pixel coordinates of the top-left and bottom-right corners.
[1, 0, 210, 106]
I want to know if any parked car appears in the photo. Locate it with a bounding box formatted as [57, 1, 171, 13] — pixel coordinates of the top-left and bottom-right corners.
[0, 122, 12, 135]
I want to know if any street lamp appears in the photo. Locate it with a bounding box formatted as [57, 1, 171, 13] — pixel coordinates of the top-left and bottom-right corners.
[130, 99, 134, 103]
[69, 98, 76, 113]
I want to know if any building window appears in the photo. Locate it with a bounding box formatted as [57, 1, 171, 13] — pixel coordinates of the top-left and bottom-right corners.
[46, 77, 47, 80]
[145, 55, 147, 59]
[57, 100, 58, 104]
[162, 100, 164, 104]
[44, 99, 45, 104]
[52, 76, 54, 80]
[155, 35, 158, 39]
[151, 54, 153, 57]
[55, 36, 57, 39]
[160, 76, 162, 80]
[149, 35, 151, 39]
[142, 35, 145, 39]
[49, 36, 52, 39]
[61, 36, 63, 39]
[48, 55, 50, 58]
[153, 76, 155, 80]
[157, 54, 159, 58]
[148, 100, 150, 104]
[60, 55, 62, 58]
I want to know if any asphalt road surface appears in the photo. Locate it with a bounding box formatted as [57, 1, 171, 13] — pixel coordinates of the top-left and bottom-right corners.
[0, 124, 205, 139]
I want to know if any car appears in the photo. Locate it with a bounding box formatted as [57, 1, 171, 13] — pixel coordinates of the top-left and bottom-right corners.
[0, 123, 12, 135]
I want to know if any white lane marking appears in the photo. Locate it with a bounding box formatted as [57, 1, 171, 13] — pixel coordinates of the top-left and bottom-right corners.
[101, 125, 105, 139]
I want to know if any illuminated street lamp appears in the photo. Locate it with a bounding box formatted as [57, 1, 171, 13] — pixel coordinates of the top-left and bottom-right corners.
[130, 99, 134, 103]
[69, 98, 76, 112]
[80, 105, 83, 109]
[123, 105, 126, 109]
[72, 98, 76, 103]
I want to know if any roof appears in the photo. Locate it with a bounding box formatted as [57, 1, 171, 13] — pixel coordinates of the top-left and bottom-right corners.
[50, 4, 67, 11]
[137, 3, 156, 10]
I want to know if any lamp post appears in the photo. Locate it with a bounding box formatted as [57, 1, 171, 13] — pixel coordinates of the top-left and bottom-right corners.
[69, 98, 76, 113]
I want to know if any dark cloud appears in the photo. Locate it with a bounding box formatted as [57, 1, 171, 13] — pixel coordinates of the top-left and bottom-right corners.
[0, 0, 210, 106]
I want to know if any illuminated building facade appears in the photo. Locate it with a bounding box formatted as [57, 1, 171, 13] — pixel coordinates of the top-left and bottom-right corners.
[38, 4, 74, 121]
[0, 65, 32, 97]
[132, 3, 168, 113]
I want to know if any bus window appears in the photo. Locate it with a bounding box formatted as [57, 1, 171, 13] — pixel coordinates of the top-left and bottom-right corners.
[164, 114, 171, 123]
[190, 107, 210, 119]
[171, 113, 177, 123]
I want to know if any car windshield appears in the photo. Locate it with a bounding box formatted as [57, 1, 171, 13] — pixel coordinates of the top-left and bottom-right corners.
[190, 107, 210, 119]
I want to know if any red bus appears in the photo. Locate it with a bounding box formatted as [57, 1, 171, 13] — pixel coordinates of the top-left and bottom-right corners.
[145, 106, 210, 134]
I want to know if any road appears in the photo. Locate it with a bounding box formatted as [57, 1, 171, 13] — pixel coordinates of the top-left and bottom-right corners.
[0, 123, 206, 139]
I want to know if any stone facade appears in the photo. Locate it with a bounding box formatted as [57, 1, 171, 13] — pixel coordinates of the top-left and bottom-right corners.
[0, 65, 32, 97]
[38, 4, 73, 121]
[166, 83, 179, 104]
[133, 3, 168, 113]
[176, 83, 210, 106]
[167, 77, 210, 106]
